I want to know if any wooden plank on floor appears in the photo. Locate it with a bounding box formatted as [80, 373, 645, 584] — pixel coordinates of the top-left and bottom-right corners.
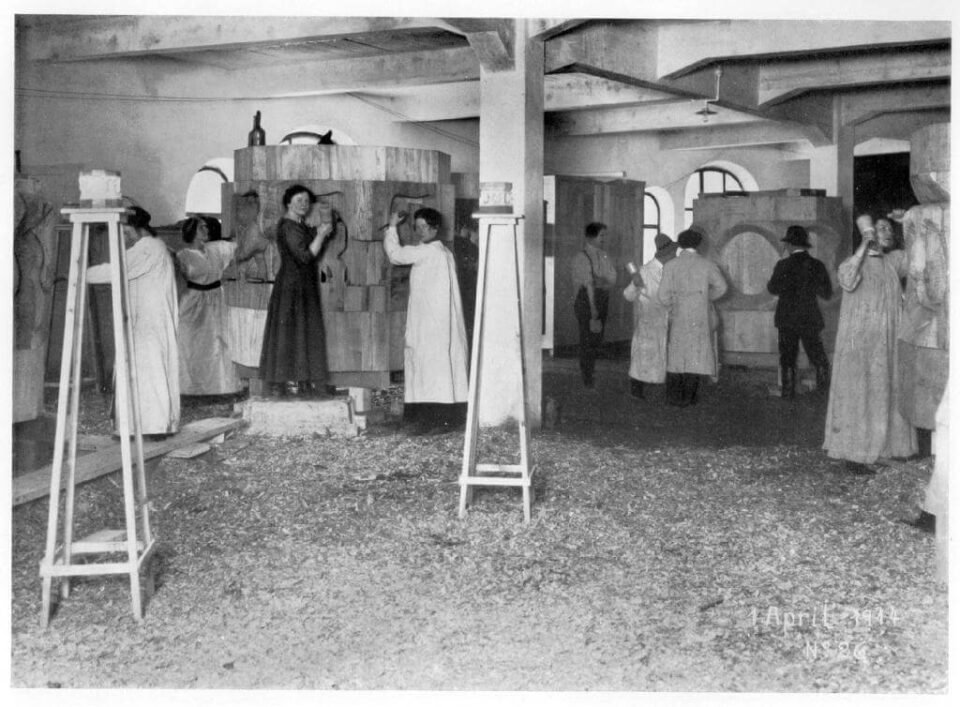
[12, 417, 246, 508]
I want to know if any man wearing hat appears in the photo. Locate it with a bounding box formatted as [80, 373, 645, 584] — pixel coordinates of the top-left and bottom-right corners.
[622, 233, 677, 399]
[657, 229, 728, 406]
[766, 225, 833, 399]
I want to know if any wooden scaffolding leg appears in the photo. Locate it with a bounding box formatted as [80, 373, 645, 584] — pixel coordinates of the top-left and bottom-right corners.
[459, 215, 534, 523]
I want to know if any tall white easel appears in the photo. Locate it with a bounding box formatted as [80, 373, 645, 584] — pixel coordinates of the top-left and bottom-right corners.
[459, 214, 534, 522]
[39, 205, 156, 627]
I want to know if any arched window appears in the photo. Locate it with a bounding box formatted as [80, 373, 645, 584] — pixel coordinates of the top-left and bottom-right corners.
[184, 157, 234, 217]
[684, 166, 745, 228]
[642, 192, 661, 264]
[642, 186, 675, 263]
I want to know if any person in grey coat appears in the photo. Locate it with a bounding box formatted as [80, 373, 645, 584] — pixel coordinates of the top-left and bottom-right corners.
[657, 229, 728, 406]
[766, 225, 833, 399]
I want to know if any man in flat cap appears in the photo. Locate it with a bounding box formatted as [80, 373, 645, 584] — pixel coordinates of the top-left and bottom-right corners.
[766, 225, 833, 399]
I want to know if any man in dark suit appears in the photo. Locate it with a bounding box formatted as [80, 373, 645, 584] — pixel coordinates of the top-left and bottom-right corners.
[766, 225, 833, 399]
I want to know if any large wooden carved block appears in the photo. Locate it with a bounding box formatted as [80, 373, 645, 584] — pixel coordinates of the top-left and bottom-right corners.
[14, 178, 58, 422]
[224, 145, 454, 387]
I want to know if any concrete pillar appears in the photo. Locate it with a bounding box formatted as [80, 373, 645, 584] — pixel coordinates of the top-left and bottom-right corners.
[808, 144, 839, 196]
[475, 20, 544, 428]
[837, 124, 857, 252]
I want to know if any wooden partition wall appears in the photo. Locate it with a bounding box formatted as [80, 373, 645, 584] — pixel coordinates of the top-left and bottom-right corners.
[546, 176, 645, 351]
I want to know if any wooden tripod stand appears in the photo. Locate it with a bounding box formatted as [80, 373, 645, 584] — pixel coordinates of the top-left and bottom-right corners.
[459, 214, 535, 522]
[39, 205, 156, 627]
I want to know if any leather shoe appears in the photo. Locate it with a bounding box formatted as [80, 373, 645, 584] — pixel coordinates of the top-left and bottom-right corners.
[844, 461, 876, 476]
[901, 511, 936, 535]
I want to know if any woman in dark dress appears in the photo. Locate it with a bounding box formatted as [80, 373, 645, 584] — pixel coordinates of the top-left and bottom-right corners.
[259, 184, 334, 397]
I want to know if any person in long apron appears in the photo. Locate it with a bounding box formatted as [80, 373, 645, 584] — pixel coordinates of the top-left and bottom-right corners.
[176, 216, 242, 396]
[823, 215, 917, 475]
[86, 206, 180, 439]
[383, 207, 469, 434]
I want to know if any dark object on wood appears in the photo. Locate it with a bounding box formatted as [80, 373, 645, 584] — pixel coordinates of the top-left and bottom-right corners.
[248, 111, 266, 147]
[901, 510, 936, 535]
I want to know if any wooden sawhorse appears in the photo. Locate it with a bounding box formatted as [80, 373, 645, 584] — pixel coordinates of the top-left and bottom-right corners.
[459, 214, 534, 523]
[39, 205, 156, 627]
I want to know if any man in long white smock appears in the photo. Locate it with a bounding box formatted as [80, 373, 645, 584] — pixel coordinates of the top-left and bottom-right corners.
[86, 207, 180, 437]
[383, 207, 469, 433]
[623, 232, 677, 399]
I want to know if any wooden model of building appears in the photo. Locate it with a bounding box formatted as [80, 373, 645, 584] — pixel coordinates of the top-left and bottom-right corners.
[692, 190, 846, 369]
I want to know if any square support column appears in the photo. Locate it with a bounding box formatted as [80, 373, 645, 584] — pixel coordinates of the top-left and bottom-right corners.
[475, 20, 544, 428]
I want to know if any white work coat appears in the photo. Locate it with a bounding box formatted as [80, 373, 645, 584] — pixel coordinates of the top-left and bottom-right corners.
[87, 235, 180, 434]
[383, 227, 469, 403]
[658, 249, 727, 376]
[623, 258, 669, 383]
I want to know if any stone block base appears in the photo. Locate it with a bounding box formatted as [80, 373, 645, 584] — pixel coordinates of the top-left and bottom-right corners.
[238, 397, 358, 437]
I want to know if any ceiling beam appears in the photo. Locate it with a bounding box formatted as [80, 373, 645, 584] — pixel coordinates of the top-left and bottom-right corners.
[765, 94, 838, 146]
[529, 19, 588, 40]
[659, 121, 815, 151]
[147, 46, 480, 99]
[544, 75, 680, 111]
[655, 20, 951, 78]
[19, 15, 459, 62]
[758, 48, 951, 106]
[839, 85, 951, 127]
[545, 21, 659, 80]
[360, 74, 682, 122]
[443, 19, 516, 72]
[547, 102, 762, 137]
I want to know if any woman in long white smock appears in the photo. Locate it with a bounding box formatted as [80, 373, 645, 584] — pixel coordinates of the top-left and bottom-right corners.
[176, 217, 242, 395]
[86, 206, 180, 437]
[383, 207, 469, 433]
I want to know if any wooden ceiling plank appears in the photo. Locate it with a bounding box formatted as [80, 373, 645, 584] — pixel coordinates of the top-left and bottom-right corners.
[19, 15, 460, 62]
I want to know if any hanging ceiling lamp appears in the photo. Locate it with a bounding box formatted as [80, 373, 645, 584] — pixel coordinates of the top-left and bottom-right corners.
[696, 66, 723, 123]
